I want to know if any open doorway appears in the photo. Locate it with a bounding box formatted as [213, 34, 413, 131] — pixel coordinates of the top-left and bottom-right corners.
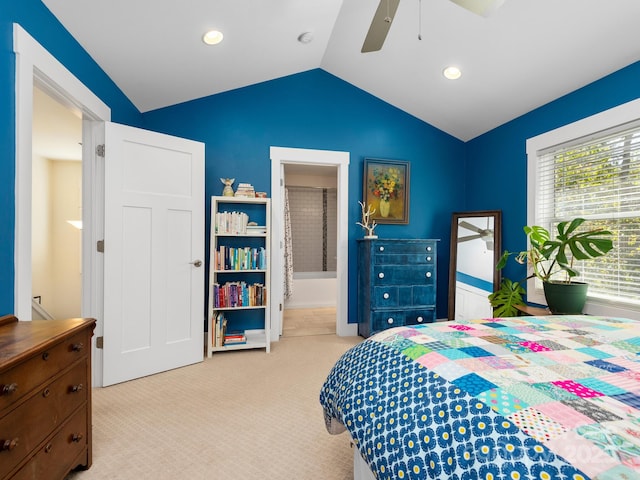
[31, 85, 83, 320]
[282, 164, 337, 336]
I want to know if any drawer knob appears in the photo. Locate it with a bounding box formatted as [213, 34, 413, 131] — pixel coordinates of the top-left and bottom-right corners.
[71, 433, 84, 443]
[426, 256, 432, 262]
[42, 388, 51, 398]
[1, 438, 18, 452]
[71, 342, 84, 352]
[70, 384, 84, 393]
[378, 272, 385, 279]
[42, 352, 49, 361]
[426, 246, 432, 252]
[383, 292, 390, 299]
[1, 383, 18, 396]
[417, 316, 424, 323]
[425, 272, 432, 278]
[387, 318, 394, 325]
[44, 443, 53, 454]
[379, 246, 384, 252]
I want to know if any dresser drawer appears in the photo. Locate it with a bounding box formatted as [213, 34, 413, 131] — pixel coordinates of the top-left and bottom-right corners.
[373, 265, 435, 285]
[404, 308, 436, 326]
[371, 311, 406, 331]
[0, 361, 87, 478]
[374, 252, 435, 265]
[0, 329, 89, 413]
[371, 286, 399, 307]
[11, 408, 88, 480]
[371, 241, 436, 255]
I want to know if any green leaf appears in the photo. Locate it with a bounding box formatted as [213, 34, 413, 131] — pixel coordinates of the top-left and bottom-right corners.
[488, 278, 525, 317]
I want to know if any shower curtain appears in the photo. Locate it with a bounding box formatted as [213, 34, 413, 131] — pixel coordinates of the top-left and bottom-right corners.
[283, 187, 294, 299]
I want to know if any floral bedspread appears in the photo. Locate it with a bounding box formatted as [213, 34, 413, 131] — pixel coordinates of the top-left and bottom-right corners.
[320, 316, 640, 479]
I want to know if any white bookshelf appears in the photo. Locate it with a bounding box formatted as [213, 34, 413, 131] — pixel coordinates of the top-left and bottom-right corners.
[207, 196, 271, 356]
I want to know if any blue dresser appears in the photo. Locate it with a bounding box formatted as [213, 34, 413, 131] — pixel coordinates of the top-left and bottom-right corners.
[357, 239, 438, 337]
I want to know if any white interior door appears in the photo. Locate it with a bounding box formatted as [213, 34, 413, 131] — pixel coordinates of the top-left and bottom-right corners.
[102, 122, 204, 386]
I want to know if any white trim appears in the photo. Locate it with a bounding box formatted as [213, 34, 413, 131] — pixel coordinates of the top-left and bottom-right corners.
[13, 23, 111, 384]
[526, 98, 640, 319]
[270, 146, 356, 338]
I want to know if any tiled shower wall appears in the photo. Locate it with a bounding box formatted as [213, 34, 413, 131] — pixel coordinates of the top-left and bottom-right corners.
[287, 186, 337, 273]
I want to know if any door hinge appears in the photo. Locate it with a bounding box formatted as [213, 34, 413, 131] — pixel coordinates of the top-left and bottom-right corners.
[96, 144, 105, 157]
[279, 303, 283, 312]
[96, 336, 104, 349]
[97, 240, 104, 253]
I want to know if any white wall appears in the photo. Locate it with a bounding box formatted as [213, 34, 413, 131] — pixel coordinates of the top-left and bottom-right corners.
[285, 277, 337, 309]
[31, 153, 54, 315]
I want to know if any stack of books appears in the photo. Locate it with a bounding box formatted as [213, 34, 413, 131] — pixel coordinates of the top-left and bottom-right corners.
[213, 312, 227, 348]
[223, 331, 247, 346]
[234, 183, 256, 198]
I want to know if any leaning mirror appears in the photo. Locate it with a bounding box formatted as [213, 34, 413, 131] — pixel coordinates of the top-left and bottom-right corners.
[448, 210, 502, 320]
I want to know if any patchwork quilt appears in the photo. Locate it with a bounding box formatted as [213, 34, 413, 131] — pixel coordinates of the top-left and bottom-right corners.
[320, 316, 640, 479]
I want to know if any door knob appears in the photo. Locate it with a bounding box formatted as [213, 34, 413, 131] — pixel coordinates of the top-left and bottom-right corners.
[190, 260, 202, 267]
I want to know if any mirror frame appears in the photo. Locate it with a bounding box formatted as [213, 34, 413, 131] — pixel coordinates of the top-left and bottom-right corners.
[448, 210, 502, 320]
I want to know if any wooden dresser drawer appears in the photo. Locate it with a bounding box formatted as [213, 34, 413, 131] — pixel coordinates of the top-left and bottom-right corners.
[0, 361, 87, 479]
[10, 408, 87, 480]
[0, 329, 89, 413]
[372, 265, 434, 285]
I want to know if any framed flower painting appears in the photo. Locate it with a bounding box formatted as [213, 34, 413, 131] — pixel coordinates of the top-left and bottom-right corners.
[363, 158, 410, 224]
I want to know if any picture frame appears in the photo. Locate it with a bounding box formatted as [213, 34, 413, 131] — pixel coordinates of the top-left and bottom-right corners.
[363, 158, 410, 224]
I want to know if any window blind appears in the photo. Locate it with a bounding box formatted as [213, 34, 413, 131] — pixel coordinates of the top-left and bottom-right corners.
[535, 122, 640, 306]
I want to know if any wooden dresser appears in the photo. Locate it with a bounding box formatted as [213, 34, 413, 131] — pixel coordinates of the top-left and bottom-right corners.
[0, 315, 95, 480]
[357, 239, 438, 337]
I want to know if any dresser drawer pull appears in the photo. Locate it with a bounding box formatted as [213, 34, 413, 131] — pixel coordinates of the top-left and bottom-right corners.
[70, 384, 84, 393]
[1, 383, 18, 396]
[378, 246, 384, 252]
[378, 272, 385, 279]
[1, 438, 19, 452]
[383, 292, 390, 299]
[71, 433, 84, 443]
[426, 256, 432, 262]
[42, 388, 51, 398]
[42, 351, 50, 361]
[387, 317, 394, 325]
[416, 316, 424, 323]
[426, 246, 432, 252]
[425, 272, 432, 278]
[44, 443, 53, 454]
[71, 342, 85, 352]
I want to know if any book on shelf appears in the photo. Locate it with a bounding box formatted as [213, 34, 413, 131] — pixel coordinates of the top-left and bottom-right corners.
[213, 312, 227, 347]
[223, 331, 247, 345]
[215, 211, 249, 234]
[213, 281, 267, 308]
[234, 183, 256, 198]
[215, 246, 266, 271]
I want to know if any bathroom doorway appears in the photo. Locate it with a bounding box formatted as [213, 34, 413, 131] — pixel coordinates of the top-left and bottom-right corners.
[282, 164, 337, 336]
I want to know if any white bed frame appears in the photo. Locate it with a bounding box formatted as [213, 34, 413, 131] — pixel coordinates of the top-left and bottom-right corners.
[353, 444, 376, 480]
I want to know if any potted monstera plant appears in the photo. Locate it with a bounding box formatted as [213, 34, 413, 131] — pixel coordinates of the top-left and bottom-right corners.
[490, 218, 613, 315]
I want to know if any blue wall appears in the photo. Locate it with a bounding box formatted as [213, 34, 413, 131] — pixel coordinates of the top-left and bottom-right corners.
[143, 69, 466, 321]
[465, 62, 640, 285]
[0, 0, 143, 314]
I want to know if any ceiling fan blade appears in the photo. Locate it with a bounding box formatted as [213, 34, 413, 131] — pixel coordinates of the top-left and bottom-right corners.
[459, 234, 482, 242]
[449, 0, 505, 17]
[362, 0, 400, 53]
[458, 220, 483, 234]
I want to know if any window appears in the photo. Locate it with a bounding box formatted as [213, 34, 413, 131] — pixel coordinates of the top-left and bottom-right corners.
[527, 99, 640, 317]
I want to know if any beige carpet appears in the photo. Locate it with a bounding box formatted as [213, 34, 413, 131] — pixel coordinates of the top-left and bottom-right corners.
[68, 333, 362, 480]
[282, 307, 336, 337]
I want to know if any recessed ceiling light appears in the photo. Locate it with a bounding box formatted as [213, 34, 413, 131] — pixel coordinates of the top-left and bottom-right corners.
[297, 32, 313, 44]
[443, 66, 462, 80]
[203, 30, 224, 45]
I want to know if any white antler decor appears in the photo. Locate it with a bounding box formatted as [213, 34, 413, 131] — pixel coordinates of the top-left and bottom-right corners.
[357, 201, 378, 239]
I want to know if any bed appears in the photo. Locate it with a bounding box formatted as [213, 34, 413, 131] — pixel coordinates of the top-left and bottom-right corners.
[320, 315, 640, 479]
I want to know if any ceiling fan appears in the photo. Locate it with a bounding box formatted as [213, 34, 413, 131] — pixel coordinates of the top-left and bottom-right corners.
[361, 0, 505, 53]
[458, 219, 494, 250]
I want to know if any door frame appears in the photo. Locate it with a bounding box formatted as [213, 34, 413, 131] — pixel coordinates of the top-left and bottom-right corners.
[270, 146, 356, 339]
[13, 24, 110, 385]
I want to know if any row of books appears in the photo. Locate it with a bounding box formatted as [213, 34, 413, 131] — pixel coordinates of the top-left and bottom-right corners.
[215, 211, 249, 234]
[212, 312, 247, 347]
[214, 246, 266, 271]
[213, 281, 267, 308]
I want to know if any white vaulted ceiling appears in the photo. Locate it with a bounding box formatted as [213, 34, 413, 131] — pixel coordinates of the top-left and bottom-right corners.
[42, 0, 640, 141]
